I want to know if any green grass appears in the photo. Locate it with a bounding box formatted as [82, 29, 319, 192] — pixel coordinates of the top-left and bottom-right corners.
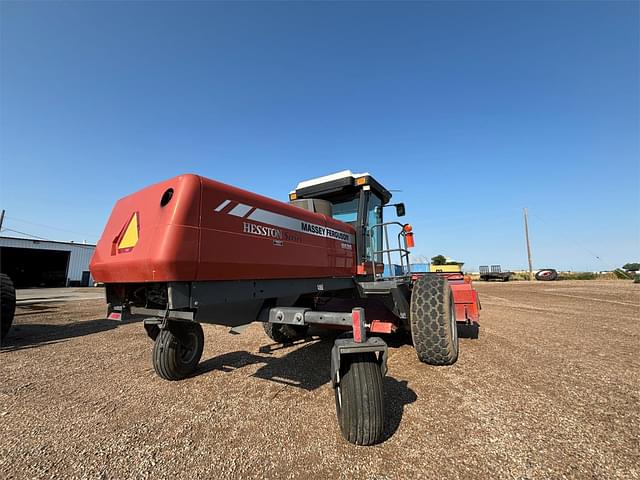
[558, 272, 598, 280]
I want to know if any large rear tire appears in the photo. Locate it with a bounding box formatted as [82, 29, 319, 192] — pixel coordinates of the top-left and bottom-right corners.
[1, 273, 16, 342]
[153, 322, 204, 380]
[410, 275, 459, 365]
[335, 353, 384, 446]
[262, 322, 309, 343]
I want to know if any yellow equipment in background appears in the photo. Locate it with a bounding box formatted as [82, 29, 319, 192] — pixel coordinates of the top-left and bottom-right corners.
[429, 264, 462, 273]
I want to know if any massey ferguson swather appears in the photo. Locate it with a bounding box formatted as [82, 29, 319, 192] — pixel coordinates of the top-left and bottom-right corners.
[90, 170, 480, 445]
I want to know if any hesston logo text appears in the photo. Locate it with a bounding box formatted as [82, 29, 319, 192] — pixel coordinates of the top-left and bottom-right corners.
[243, 222, 283, 239]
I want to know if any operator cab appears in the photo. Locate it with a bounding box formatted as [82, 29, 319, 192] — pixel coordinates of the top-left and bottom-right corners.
[289, 170, 411, 277]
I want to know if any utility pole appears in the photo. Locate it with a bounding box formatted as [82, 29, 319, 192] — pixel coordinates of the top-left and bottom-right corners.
[523, 208, 533, 281]
[0, 209, 4, 232]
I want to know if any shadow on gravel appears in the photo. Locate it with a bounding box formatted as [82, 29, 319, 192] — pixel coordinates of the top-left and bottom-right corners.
[1, 317, 136, 352]
[197, 338, 334, 390]
[195, 335, 418, 442]
[14, 304, 61, 316]
[382, 377, 418, 441]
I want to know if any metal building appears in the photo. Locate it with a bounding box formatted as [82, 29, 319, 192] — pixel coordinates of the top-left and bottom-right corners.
[0, 236, 96, 288]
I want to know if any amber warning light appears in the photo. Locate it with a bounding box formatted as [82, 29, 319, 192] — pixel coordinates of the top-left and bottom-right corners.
[403, 224, 415, 248]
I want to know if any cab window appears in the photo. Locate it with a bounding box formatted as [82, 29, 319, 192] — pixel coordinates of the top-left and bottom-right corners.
[332, 198, 358, 227]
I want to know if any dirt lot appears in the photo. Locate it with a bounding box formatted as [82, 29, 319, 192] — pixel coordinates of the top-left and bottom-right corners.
[1, 281, 638, 479]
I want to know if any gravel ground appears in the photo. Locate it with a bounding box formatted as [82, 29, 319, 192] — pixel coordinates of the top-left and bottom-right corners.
[15, 288, 104, 306]
[1, 280, 638, 479]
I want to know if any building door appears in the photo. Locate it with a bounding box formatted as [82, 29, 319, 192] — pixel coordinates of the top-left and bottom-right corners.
[0, 246, 70, 288]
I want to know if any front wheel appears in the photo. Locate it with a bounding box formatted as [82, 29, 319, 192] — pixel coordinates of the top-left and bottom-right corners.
[410, 275, 459, 365]
[335, 353, 384, 446]
[153, 322, 204, 380]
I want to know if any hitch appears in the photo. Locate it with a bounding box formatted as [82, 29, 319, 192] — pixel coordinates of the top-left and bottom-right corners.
[329, 307, 388, 387]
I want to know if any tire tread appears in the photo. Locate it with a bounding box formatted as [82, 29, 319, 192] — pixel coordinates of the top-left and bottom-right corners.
[410, 275, 459, 365]
[152, 323, 204, 381]
[336, 353, 384, 445]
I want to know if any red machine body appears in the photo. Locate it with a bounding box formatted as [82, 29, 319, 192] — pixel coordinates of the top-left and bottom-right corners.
[91, 172, 479, 335]
[91, 174, 357, 283]
[442, 274, 480, 324]
[90, 170, 481, 447]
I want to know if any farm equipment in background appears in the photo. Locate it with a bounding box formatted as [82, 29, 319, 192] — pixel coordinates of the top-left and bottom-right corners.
[90, 170, 481, 445]
[429, 263, 463, 274]
[479, 265, 513, 282]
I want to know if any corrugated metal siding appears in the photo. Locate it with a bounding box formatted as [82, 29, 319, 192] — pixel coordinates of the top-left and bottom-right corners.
[0, 237, 96, 284]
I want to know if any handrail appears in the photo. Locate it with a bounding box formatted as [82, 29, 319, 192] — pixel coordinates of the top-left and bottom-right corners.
[366, 221, 412, 281]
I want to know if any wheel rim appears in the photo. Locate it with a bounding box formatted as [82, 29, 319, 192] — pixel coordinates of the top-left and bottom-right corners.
[178, 331, 198, 364]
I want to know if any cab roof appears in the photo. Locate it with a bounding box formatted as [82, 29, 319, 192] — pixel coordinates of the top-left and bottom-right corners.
[290, 170, 392, 204]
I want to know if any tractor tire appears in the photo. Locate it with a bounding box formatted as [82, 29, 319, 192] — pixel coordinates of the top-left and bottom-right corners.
[262, 322, 309, 343]
[334, 352, 384, 446]
[410, 275, 459, 365]
[153, 322, 204, 381]
[535, 269, 558, 281]
[1, 273, 16, 342]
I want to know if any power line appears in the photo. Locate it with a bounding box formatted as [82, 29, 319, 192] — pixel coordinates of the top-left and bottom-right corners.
[528, 212, 606, 263]
[0, 228, 50, 240]
[4, 216, 99, 239]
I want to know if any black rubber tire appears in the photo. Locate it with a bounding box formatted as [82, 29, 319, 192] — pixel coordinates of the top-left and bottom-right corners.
[535, 269, 558, 281]
[152, 322, 204, 381]
[410, 275, 459, 365]
[1, 273, 16, 342]
[335, 352, 384, 446]
[262, 322, 309, 343]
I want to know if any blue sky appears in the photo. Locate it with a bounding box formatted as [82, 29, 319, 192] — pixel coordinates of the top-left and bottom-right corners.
[1, 1, 638, 271]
